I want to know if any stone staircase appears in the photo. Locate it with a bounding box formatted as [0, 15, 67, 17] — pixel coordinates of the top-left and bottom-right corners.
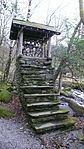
[16, 55, 75, 133]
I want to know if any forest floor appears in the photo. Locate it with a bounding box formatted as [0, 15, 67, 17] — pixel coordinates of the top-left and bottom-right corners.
[0, 96, 84, 149]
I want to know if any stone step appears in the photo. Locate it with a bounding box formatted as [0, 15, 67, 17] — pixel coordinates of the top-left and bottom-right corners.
[31, 112, 68, 124]
[20, 86, 54, 89]
[21, 71, 46, 77]
[19, 64, 54, 71]
[22, 77, 53, 82]
[19, 58, 52, 64]
[20, 68, 54, 73]
[27, 101, 59, 112]
[27, 101, 59, 108]
[20, 86, 55, 94]
[20, 64, 47, 69]
[21, 81, 54, 86]
[18, 55, 52, 62]
[23, 95, 56, 103]
[28, 109, 69, 118]
[24, 93, 58, 103]
[20, 63, 52, 68]
[21, 74, 54, 81]
[24, 93, 59, 97]
[33, 117, 75, 133]
[20, 70, 47, 74]
[22, 78, 46, 80]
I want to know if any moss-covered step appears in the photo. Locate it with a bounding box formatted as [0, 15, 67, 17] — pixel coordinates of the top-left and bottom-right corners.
[20, 66, 53, 74]
[20, 70, 47, 74]
[30, 108, 69, 124]
[22, 76, 53, 81]
[24, 93, 59, 97]
[28, 109, 69, 118]
[30, 112, 68, 124]
[27, 101, 60, 112]
[21, 78, 54, 86]
[23, 93, 58, 103]
[20, 64, 47, 69]
[32, 116, 76, 133]
[18, 56, 52, 65]
[22, 78, 46, 81]
[21, 72, 46, 78]
[20, 86, 54, 94]
[20, 63, 52, 68]
[20, 86, 54, 89]
[20, 69, 46, 74]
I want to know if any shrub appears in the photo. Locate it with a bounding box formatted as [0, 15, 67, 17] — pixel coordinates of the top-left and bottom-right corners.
[0, 106, 13, 118]
[0, 83, 12, 103]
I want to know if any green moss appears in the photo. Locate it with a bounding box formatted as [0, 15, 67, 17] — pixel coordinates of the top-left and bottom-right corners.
[0, 106, 13, 118]
[80, 137, 84, 143]
[61, 91, 69, 97]
[0, 83, 9, 88]
[72, 82, 84, 90]
[0, 83, 12, 103]
[69, 101, 84, 114]
[62, 97, 84, 114]
[63, 87, 71, 92]
[32, 116, 76, 133]
[77, 131, 84, 143]
[63, 80, 84, 90]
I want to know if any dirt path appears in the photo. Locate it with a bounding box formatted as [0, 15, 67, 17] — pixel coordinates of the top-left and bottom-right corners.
[0, 96, 84, 149]
[0, 118, 46, 149]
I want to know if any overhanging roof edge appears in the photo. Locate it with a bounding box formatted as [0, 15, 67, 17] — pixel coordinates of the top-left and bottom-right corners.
[12, 19, 60, 34]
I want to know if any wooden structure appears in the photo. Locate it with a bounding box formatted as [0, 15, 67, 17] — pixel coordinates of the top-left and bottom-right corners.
[10, 19, 60, 57]
[10, 19, 75, 133]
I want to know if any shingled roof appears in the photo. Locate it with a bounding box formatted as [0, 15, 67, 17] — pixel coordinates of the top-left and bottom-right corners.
[10, 19, 60, 41]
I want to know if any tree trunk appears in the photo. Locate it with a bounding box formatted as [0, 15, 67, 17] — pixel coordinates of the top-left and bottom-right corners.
[53, 57, 66, 86]
[3, 46, 12, 82]
[67, 19, 82, 52]
[53, 20, 82, 87]
[79, 0, 84, 24]
[27, 0, 32, 20]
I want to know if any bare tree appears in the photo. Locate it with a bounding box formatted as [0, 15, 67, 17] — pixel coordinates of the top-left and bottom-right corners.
[27, 0, 32, 20]
[0, 0, 18, 82]
[53, 18, 82, 93]
[79, 0, 84, 24]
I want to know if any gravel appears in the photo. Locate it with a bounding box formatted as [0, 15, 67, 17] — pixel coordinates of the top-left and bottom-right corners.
[40, 128, 84, 149]
[0, 116, 84, 149]
[0, 94, 84, 149]
[0, 118, 46, 149]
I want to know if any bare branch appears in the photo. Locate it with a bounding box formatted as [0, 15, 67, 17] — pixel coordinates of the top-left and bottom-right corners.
[67, 19, 82, 52]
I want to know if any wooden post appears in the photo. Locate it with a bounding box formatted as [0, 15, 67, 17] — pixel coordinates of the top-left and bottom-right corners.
[42, 43, 45, 58]
[16, 31, 23, 57]
[44, 42, 48, 58]
[47, 37, 51, 58]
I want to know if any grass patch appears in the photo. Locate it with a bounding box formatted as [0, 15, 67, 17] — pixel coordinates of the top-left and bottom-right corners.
[62, 79, 84, 90]
[0, 106, 13, 118]
[0, 83, 12, 103]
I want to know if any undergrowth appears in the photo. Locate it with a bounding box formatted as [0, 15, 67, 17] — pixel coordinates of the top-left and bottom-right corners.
[0, 106, 13, 118]
[0, 83, 13, 103]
